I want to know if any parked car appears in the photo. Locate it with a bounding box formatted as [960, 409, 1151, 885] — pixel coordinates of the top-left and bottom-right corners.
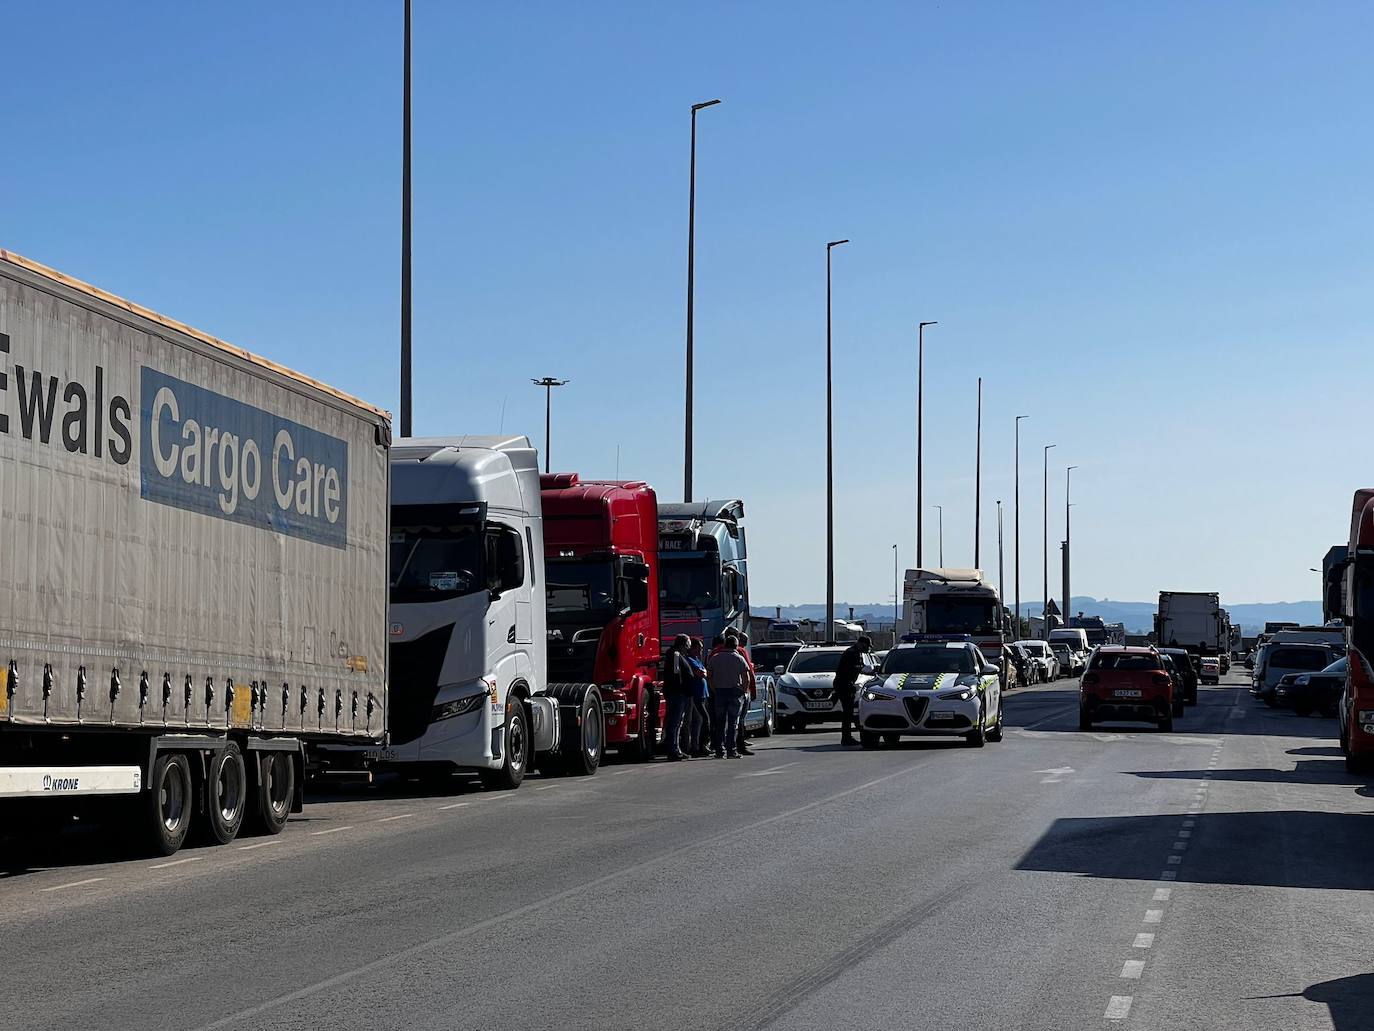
[750, 642, 803, 676]
[1052, 642, 1086, 678]
[1274, 657, 1346, 717]
[1159, 653, 1190, 715]
[1006, 643, 1036, 686]
[1253, 643, 1338, 705]
[1079, 646, 1176, 731]
[774, 645, 878, 732]
[1199, 655, 1221, 685]
[1159, 647, 1199, 705]
[1016, 640, 1058, 680]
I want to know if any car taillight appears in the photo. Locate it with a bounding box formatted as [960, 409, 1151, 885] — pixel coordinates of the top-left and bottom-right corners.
[1152, 673, 1170, 689]
[1082, 672, 1099, 686]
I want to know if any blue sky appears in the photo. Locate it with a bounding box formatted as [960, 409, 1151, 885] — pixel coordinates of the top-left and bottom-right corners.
[4, 2, 1370, 607]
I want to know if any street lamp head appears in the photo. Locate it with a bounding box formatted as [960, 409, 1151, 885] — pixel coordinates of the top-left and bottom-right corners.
[827, 239, 850, 249]
[1016, 413, 1029, 420]
[692, 99, 723, 111]
[1067, 464, 1079, 472]
[532, 377, 570, 388]
[919, 320, 938, 329]
[1045, 443, 1057, 453]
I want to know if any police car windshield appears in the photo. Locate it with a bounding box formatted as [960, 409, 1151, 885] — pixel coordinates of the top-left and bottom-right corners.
[882, 647, 976, 675]
[788, 651, 844, 674]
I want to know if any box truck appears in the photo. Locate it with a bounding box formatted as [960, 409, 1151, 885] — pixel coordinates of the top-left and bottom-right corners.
[0, 250, 390, 854]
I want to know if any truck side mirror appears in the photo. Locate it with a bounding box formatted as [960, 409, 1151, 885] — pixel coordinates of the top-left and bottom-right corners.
[623, 560, 650, 581]
[624, 577, 649, 614]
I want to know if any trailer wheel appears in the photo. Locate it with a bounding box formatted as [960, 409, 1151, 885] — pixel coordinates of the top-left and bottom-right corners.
[144, 752, 194, 856]
[203, 742, 247, 845]
[250, 751, 294, 835]
[480, 699, 528, 790]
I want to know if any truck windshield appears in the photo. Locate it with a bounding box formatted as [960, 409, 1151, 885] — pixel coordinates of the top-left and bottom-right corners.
[546, 559, 618, 617]
[882, 647, 975, 675]
[925, 597, 1000, 635]
[390, 522, 483, 603]
[660, 556, 720, 609]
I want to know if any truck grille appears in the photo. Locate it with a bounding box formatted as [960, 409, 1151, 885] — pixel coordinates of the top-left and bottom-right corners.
[388, 624, 454, 746]
[547, 643, 597, 684]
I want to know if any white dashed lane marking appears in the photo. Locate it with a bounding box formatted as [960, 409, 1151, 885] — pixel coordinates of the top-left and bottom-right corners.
[1133, 933, 1155, 948]
[237, 840, 280, 851]
[311, 826, 353, 837]
[1153, 888, 1172, 901]
[1120, 960, 1145, 979]
[377, 813, 414, 822]
[1144, 909, 1163, 924]
[1105, 996, 1134, 1020]
[40, 877, 105, 893]
[438, 802, 470, 811]
[150, 856, 203, 870]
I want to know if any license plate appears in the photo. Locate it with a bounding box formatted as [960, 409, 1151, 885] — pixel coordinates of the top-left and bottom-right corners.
[364, 748, 398, 761]
[928, 709, 956, 719]
[1113, 689, 1143, 698]
[803, 699, 833, 711]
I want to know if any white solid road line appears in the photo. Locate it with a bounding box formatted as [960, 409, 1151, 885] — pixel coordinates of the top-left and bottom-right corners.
[237, 840, 281, 851]
[437, 802, 470, 811]
[1120, 960, 1145, 979]
[40, 877, 105, 893]
[377, 813, 414, 822]
[1144, 909, 1163, 923]
[310, 826, 353, 836]
[150, 856, 203, 870]
[1133, 933, 1155, 948]
[1105, 996, 1134, 1020]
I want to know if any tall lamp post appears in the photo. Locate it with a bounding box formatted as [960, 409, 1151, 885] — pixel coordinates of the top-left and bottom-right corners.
[824, 239, 849, 642]
[916, 321, 938, 566]
[892, 544, 899, 639]
[996, 499, 1005, 620]
[683, 98, 721, 503]
[400, 0, 413, 438]
[1065, 465, 1078, 623]
[1042, 443, 1056, 638]
[974, 376, 982, 567]
[1014, 414, 1029, 635]
[936, 505, 945, 566]
[532, 377, 569, 474]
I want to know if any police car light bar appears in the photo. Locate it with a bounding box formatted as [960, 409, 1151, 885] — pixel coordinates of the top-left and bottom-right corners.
[901, 634, 974, 644]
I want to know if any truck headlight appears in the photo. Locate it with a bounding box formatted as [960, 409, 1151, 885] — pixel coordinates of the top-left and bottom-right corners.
[936, 687, 974, 701]
[863, 689, 895, 702]
[431, 693, 486, 722]
[1293, 675, 1311, 686]
[1358, 709, 1374, 723]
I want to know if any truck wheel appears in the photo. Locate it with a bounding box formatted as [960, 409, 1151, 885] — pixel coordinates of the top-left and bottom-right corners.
[203, 742, 247, 845]
[565, 687, 603, 777]
[250, 751, 294, 835]
[480, 699, 528, 790]
[627, 691, 656, 762]
[757, 688, 776, 737]
[965, 706, 986, 748]
[143, 752, 194, 856]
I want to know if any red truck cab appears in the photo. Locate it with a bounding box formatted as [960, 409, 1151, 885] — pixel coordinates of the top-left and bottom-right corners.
[541, 474, 665, 760]
[1341, 490, 1374, 773]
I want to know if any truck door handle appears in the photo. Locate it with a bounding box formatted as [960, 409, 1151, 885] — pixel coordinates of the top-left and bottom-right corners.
[507, 625, 516, 644]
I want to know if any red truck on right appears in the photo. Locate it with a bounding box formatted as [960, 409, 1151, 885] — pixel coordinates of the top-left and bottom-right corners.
[1340, 488, 1374, 773]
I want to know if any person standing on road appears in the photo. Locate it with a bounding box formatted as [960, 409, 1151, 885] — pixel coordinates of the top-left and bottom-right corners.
[833, 635, 871, 747]
[662, 634, 695, 761]
[728, 632, 757, 757]
[707, 636, 750, 759]
[686, 638, 712, 757]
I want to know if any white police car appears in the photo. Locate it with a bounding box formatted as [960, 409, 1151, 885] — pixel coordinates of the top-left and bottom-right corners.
[857, 636, 1004, 748]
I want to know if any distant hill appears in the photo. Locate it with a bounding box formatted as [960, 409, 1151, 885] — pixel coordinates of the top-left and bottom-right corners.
[758, 597, 1323, 635]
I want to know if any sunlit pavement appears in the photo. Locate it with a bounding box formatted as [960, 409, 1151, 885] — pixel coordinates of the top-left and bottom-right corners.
[1, 669, 1369, 1030]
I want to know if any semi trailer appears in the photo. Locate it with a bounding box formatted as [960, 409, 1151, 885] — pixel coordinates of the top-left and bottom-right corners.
[0, 249, 390, 855]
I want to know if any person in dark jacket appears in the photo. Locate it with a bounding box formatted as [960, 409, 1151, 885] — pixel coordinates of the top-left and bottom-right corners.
[663, 634, 695, 761]
[833, 635, 871, 746]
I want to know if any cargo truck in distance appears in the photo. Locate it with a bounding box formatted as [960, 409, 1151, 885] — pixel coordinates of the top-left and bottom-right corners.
[0, 250, 390, 855]
[317, 437, 604, 787]
[541, 473, 663, 762]
[900, 568, 1006, 684]
[1156, 591, 1225, 661]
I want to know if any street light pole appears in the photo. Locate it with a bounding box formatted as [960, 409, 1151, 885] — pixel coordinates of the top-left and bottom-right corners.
[1065, 465, 1078, 623]
[936, 505, 944, 566]
[1014, 414, 1028, 636]
[996, 500, 1005, 620]
[974, 376, 982, 567]
[399, 0, 413, 438]
[532, 377, 569, 474]
[916, 321, 937, 567]
[1042, 443, 1056, 638]
[825, 239, 849, 643]
[683, 98, 721, 504]
[892, 543, 899, 640]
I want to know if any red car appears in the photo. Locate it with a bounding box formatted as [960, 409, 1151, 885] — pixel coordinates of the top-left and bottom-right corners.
[1079, 646, 1176, 731]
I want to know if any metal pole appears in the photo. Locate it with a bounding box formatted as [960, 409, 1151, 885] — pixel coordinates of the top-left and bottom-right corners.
[399, 0, 412, 438]
[825, 239, 848, 643]
[892, 543, 899, 638]
[1066, 465, 1078, 623]
[997, 500, 1005, 616]
[974, 376, 982, 567]
[1042, 443, 1056, 638]
[916, 321, 936, 567]
[532, 378, 568, 474]
[684, 98, 721, 504]
[936, 505, 944, 566]
[1014, 414, 1027, 636]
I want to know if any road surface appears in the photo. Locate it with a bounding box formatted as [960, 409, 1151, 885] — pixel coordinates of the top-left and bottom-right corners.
[2, 669, 1371, 1030]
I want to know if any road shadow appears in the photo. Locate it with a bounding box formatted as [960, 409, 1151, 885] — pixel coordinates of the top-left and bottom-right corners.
[1015, 811, 1374, 889]
[1289, 746, 1344, 757]
[1250, 973, 1374, 1029]
[1128, 759, 1358, 788]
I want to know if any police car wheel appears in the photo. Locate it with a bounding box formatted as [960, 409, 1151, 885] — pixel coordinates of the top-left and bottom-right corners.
[987, 706, 1004, 743]
[965, 706, 986, 748]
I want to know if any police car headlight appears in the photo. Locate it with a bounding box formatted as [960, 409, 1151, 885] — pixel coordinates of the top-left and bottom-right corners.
[936, 687, 974, 701]
[863, 689, 896, 702]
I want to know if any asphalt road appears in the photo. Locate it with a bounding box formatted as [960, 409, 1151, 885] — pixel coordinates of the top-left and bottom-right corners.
[2, 669, 1372, 1031]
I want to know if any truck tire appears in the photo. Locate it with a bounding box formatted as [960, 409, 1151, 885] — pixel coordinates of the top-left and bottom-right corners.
[143, 751, 194, 856]
[626, 689, 656, 762]
[203, 742, 248, 845]
[480, 699, 529, 790]
[559, 686, 603, 777]
[250, 751, 294, 835]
